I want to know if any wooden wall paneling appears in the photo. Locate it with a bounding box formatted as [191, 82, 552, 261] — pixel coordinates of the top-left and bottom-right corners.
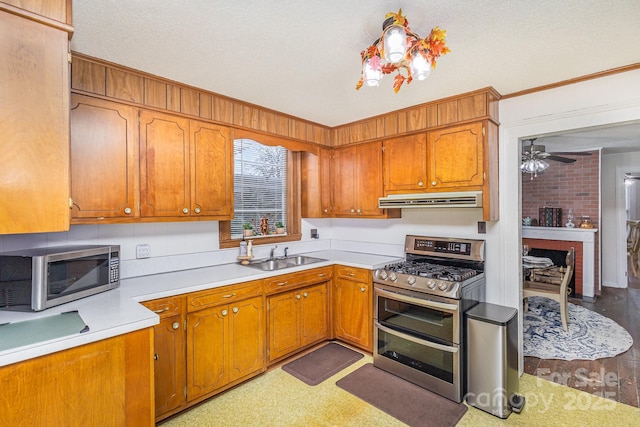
[212, 96, 234, 123]
[374, 117, 385, 139]
[233, 102, 244, 127]
[334, 127, 350, 147]
[181, 87, 200, 116]
[457, 93, 486, 122]
[199, 92, 212, 120]
[106, 67, 144, 104]
[71, 57, 106, 95]
[305, 124, 316, 144]
[437, 99, 458, 126]
[144, 78, 167, 110]
[426, 104, 438, 128]
[395, 111, 408, 135]
[383, 113, 399, 136]
[260, 110, 277, 134]
[167, 85, 181, 112]
[406, 107, 427, 132]
[289, 119, 306, 141]
[275, 115, 289, 137]
[243, 105, 260, 130]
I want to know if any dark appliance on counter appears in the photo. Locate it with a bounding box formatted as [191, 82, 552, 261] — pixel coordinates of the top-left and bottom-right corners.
[0, 245, 120, 311]
[373, 235, 486, 403]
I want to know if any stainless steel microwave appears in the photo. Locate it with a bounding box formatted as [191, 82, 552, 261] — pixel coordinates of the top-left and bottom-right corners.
[0, 245, 120, 311]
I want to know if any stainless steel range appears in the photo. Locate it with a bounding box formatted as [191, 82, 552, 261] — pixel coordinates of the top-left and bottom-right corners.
[373, 235, 486, 403]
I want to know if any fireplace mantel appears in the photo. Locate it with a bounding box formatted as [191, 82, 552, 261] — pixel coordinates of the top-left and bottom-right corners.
[522, 226, 598, 301]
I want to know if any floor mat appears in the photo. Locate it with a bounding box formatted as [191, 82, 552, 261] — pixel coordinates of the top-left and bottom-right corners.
[281, 342, 364, 386]
[336, 363, 467, 427]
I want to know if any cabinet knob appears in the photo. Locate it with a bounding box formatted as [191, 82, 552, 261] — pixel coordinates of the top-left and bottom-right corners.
[232, 307, 239, 313]
[418, 181, 424, 187]
[182, 207, 189, 214]
[432, 181, 437, 186]
[360, 287, 366, 292]
[323, 209, 328, 213]
[194, 207, 201, 214]
[172, 322, 180, 330]
[124, 207, 132, 214]
[350, 209, 355, 213]
[154, 353, 158, 361]
[303, 292, 308, 298]
[221, 309, 228, 316]
[296, 294, 301, 300]
[357, 209, 361, 213]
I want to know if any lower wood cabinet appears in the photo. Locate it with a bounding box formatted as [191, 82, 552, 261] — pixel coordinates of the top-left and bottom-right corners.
[333, 266, 373, 351]
[265, 267, 332, 363]
[0, 328, 154, 427]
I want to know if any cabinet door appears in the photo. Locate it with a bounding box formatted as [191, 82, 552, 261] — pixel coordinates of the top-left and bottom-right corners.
[383, 134, 427, 193]
[355, 141, 384, 216]
[334, 277, 372, 350]
[332, 146, 357, 216]
[187, 306, 228, 400]
[228, 296, 265, 383]
[319, 148, 333, 216]
[140, 110, 190, 217]
[190, 120, 233, 218]
[70, 95, 139, 219]
[268, 291, 299, 362]
[0, 12, 70, 234]
[428, 122, 484, 190]
[299, 284, 328, 347]
[152, 313, 186, 417]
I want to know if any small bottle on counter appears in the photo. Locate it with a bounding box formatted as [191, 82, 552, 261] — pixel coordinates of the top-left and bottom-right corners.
[239, 238, 248, 256]
[247, 240, 253, 257]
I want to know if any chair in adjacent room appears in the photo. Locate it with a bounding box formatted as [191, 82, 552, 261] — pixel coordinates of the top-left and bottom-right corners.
[627, 220, 640, 278]
[523, 247, 575, 331]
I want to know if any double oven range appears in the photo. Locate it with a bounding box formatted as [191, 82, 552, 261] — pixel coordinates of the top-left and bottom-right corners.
[373, 235, 486, 403]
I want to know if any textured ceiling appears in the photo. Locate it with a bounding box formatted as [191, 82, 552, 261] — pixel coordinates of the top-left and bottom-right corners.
[70, 0, 640, 129]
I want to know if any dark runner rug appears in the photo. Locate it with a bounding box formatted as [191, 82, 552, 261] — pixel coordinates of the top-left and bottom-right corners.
[336, 363, 467, 427]
[282, 342, 364, 386]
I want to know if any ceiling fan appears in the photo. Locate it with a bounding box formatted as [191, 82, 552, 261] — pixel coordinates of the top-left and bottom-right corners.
[522, 138, 592, 164]
[521, 138, 592, 179]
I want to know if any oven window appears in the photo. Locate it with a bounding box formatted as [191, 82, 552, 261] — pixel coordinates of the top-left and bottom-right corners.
[377, 295, 454, 343]
[377, 327, 454, 384]
[47, 255, 109, 300]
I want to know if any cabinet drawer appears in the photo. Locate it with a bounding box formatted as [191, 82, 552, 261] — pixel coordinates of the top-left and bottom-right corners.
[187, 280, 263, 312]
[264, 267, 333, 295]
[142, 296, 184, 318]
[335, 265, 370, 283]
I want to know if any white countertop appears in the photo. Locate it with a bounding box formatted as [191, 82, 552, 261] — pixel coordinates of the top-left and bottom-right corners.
[0, 250, 401, 367]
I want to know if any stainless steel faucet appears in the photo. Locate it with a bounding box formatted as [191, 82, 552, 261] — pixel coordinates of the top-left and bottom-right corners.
[270, 245, 278, 260]
[284, 247, 289, 257]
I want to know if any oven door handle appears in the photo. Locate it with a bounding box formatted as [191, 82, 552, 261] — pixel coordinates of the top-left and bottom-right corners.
[375, 287, 458, 312]
[375, 321, 459, 354]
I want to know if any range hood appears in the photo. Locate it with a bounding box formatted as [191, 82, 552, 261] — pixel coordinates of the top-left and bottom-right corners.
[378, 191, 483, 209]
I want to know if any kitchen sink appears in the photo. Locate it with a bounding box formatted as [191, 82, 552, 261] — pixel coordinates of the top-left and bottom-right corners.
[244, 255, 327, 271]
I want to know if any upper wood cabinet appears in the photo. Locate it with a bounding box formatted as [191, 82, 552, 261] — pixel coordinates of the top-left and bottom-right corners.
[139, 110, 233, 219]
[428, 122, 484, 190]
[0, 10, 70, 234]
[70, 95, 140, 220]
[301, 147, 333, 217]
[332, 141, 397, 218]
[383, 133, 428, 193]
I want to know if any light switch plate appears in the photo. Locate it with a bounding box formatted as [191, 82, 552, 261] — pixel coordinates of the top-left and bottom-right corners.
[136, 244, 151, 259]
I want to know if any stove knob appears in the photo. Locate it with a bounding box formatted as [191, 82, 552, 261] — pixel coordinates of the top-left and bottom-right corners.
[377, 270, 389, 280]
[407, 276, 416, 286]
[388, 272, 398, 282]
[426, 279, 437, 289]
[438, 282, 449, 291]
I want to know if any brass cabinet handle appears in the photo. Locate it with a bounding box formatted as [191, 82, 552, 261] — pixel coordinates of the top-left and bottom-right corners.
[277, 282, 288, 286]
[348, 273, 356, 277]
[318, 273, 326, 277]
[153, 307, 169, 314]
[223, 293, 237, 298]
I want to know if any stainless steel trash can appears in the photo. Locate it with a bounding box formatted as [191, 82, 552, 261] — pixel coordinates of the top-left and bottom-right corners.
[465, 302, 523, 418]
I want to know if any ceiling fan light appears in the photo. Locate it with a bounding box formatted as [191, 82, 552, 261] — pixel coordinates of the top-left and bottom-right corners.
[536, 160, 550, 171]
[362, 58, 382, 87]
[383, 25, 407, 63]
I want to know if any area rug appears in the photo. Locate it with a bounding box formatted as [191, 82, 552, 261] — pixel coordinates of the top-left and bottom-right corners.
[282, 342, 364, 386]
[523, 296, 633, 360]
[336, 363, 467, 427]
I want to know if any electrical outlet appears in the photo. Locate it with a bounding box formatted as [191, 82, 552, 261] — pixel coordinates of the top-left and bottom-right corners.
[477, 221, 487, 234]
[136, 244, 151, 259]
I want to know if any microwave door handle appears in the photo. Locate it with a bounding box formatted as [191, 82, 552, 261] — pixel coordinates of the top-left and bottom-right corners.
[375, 321, 459, 354]
[375, 288, 458, 312]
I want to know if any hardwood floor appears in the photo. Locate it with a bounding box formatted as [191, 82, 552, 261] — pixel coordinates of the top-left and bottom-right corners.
[524, 262, 640, 408]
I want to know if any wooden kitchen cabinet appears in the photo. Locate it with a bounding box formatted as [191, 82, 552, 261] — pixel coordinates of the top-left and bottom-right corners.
[70, 94, 140, 220]
[333, 266, 373, 351]
[141, 296, 187, 421]
[139, 110, 233, 219]
[0, 9, 71, 234]
[383, 133, 428, 193]
[332, 141, 399, 218]
[301, 147, 333, 217]
[186, 281, 264, 402]
[427, 122, 484, 190]
[265, 267, 332, 363]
